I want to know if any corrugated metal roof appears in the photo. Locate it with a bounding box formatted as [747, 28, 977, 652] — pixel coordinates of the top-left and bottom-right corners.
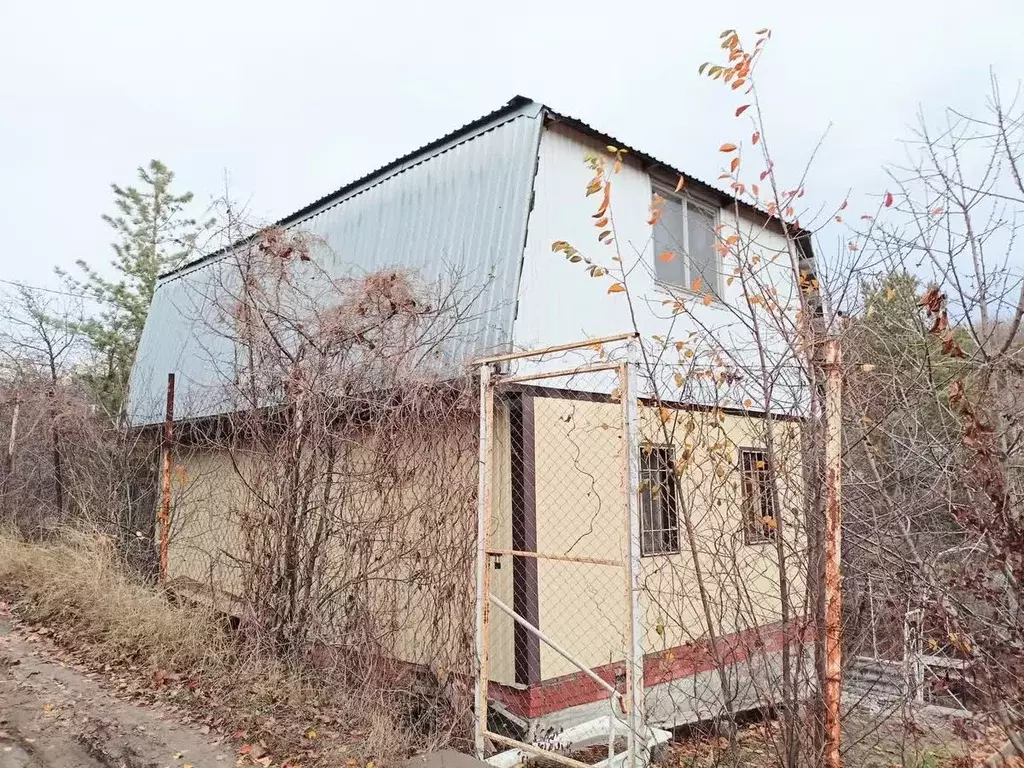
[128, 99, 544, 425]
[128, 94, 815, 426]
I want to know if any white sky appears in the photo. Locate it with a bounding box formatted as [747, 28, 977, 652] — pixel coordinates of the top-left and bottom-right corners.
[2, 0, 1022, 288]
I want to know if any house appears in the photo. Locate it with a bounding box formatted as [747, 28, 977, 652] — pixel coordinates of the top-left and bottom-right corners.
[128, 96, 816, 744]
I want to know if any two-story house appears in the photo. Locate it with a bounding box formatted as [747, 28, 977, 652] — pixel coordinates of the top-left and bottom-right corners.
[128, 96, 815, 746]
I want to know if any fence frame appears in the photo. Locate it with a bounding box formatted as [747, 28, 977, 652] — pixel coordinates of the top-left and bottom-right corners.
[472, 334, 647, 768]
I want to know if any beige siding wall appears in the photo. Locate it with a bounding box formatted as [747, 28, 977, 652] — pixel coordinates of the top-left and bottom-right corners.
[166, 394, 804, 687]
[166, 415, 481, 675]
[529, 394, 805, 680]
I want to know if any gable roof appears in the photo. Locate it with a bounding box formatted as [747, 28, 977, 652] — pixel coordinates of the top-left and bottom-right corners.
[129, 96, 816, 426]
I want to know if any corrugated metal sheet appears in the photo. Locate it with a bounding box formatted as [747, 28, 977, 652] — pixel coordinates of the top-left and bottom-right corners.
[128, 101, 544, 425]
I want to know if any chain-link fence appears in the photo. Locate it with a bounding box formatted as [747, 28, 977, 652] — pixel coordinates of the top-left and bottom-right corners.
[473, 335, 825, 767]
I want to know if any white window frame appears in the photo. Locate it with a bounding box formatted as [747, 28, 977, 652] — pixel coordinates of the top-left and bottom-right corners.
[651, 184, 722, 296]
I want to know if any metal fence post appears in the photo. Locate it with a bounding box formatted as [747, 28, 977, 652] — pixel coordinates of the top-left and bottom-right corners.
[158, 372, 176, 585]
[474, 363, 494, 759]
[620, 335, 646, 767]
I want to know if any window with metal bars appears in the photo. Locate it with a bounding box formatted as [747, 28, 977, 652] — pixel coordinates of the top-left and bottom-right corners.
[740, 448, 777, 543]
[639, 444, 680, 555]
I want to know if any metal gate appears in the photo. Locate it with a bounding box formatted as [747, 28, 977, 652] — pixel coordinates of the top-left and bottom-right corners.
[473, 333, 649, 768]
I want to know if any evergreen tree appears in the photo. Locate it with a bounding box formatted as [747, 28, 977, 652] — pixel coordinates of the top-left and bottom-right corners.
[59, 160, 211, 415]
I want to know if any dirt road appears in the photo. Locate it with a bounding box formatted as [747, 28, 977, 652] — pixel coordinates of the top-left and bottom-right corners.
[0, 606, 229, 768]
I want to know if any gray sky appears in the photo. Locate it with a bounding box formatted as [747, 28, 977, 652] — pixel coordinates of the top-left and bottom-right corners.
[2, 0, 1022, 288]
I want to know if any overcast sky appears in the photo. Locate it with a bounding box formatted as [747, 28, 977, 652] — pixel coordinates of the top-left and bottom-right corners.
[2, 0, 1022, 289]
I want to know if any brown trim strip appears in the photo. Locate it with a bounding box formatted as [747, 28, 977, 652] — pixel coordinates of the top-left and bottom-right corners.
[509, 394, 541, 685]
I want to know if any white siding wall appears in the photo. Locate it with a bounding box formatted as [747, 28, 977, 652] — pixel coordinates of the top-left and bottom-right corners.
[513, 124, 805, 413]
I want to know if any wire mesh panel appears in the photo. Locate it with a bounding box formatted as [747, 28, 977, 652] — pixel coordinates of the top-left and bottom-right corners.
[475, 335, 647, 768]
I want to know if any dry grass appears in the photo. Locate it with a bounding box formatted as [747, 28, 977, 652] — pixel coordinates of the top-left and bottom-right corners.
[0, 529, 229, 672]
[0, 529, 450, 767]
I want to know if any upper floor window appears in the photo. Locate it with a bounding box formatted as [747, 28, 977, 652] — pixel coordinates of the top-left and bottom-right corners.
[652, 187, 720, 295]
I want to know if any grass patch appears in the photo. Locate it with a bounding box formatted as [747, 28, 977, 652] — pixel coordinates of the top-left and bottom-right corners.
[0, 529, 462, 766]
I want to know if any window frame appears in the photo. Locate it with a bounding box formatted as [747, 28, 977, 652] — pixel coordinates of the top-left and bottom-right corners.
[651, 184, 723, 296]
[638, 443, 682, 556]
[739, 447, 778, 545]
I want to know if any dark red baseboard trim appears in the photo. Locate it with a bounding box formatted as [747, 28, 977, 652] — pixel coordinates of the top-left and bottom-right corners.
[489, 620, 810, 719]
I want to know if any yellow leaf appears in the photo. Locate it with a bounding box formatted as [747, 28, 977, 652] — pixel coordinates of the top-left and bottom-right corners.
[306, 729, 318, 739]
[607, 283, 626, 294]
[691, 277, 703, 292]
[658, 251, 675, 262]
[886, 288, 896, 300]
[702, 294, 712, 307]
[659, 407, 673, 424]
[726, 277, 734, 286]
[673, 372, 684, 387]
[719, 143, 737, 153]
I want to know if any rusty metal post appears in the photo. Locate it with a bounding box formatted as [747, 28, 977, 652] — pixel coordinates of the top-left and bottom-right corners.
[822, 337, 843, 768]
[158, 373, 176, 584]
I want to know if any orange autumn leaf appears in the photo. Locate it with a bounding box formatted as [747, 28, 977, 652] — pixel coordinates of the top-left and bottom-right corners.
[731, 78, 746, 90]
[735, 104, 750, 117]
[607, 282, 626, 294]
[691, 276, 703, 292]
[594, 217, 609, 228]
[751, 132, 760, 145]
[658, 251, 675, 262]
[719, 143, 738, 153]
[674, 176, 686, 193]
[594, 182, 611, 217]
[730, 157, 740, 173]
[702, 294, 713, 307]
[751, 184, 759, 197]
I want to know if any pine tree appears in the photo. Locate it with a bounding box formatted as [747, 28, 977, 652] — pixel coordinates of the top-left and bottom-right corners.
[59, 160, 211, 415]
